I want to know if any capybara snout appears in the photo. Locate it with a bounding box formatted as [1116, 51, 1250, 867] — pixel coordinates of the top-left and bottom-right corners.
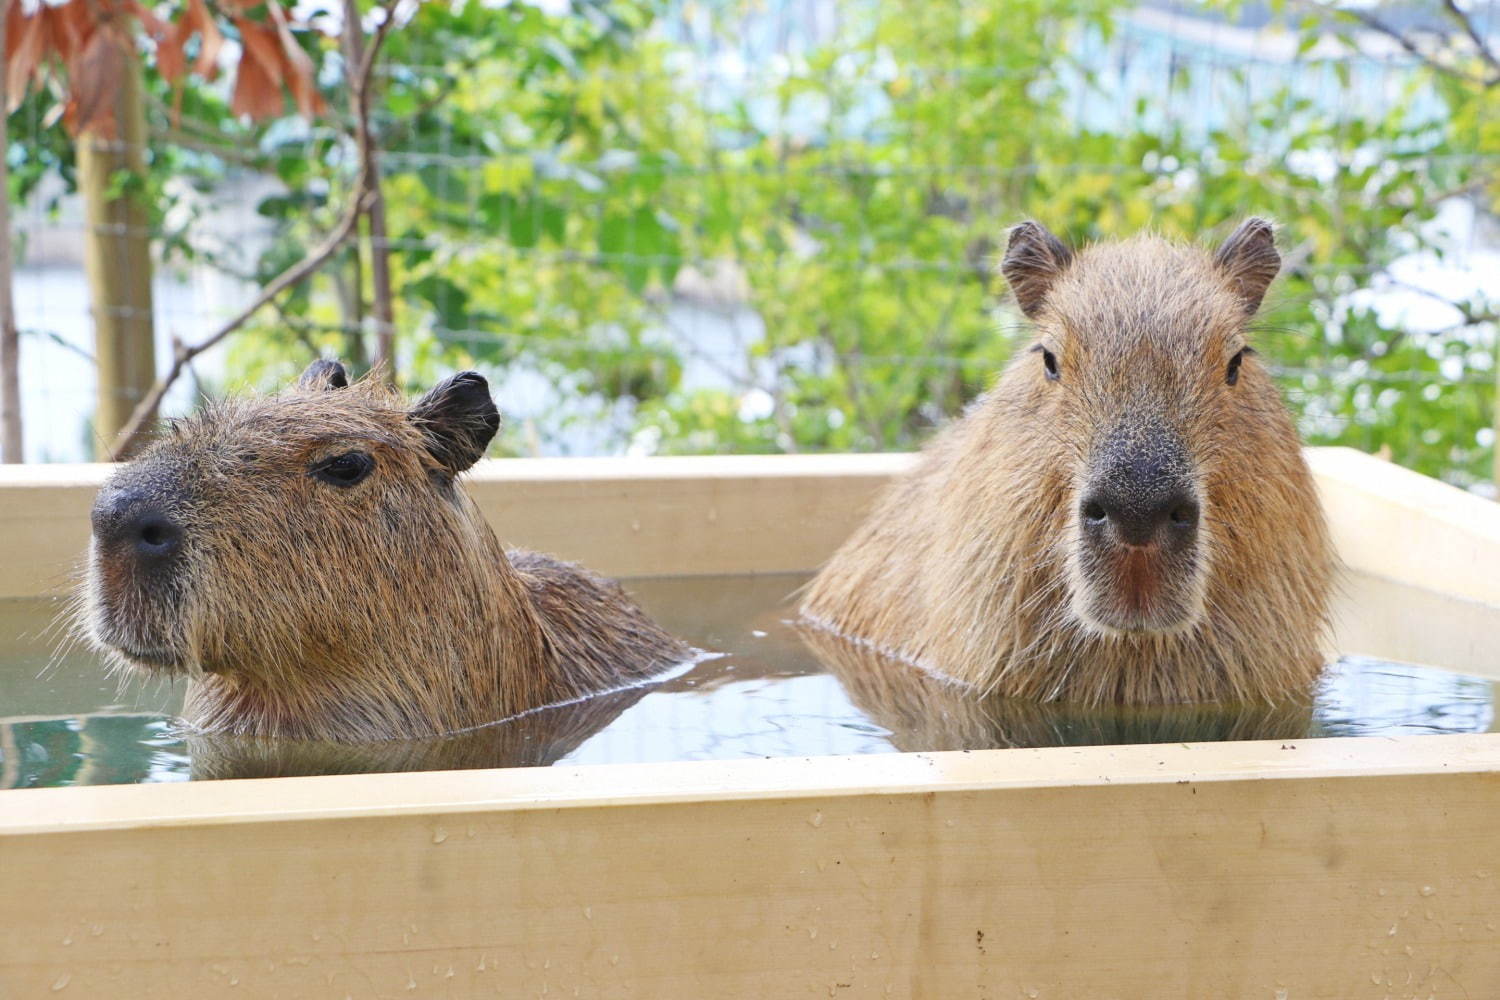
[1074, 420, 1204, 634]
[91, 485, 186, 571]
[1079, 422, 1200, 550]
[88, 469, 194, 672]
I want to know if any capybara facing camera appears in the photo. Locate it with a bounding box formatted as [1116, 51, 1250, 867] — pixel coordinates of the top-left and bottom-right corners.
[84, 362, 689, 742]
[801, 219, 1334, 705]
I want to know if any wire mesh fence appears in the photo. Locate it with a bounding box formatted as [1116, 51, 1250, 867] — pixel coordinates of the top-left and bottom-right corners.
[8, 0, 1498, 489]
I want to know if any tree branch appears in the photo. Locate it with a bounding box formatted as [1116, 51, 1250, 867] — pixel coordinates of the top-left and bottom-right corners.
[1383, 277, 1500, 327]
[106, 7, 398, 460]
[1304, 1, 1500, 87]
[345, 0, 397, 382]
[106, 178, 371, 459]
[1440, 0, 1500, 76]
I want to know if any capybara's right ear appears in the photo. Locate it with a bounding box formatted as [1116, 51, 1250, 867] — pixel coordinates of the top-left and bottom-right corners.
[1000, 221, 1074, 318]
[409, 371, 501, 474]
[297, 359, 349, 391]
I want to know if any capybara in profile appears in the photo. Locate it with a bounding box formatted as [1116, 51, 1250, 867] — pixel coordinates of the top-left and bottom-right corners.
[84, 361, 690, 741]
[801, 219, 1333, 705]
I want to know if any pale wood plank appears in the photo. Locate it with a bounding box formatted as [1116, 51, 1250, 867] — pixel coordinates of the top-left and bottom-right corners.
[2, 738, 1498, 999]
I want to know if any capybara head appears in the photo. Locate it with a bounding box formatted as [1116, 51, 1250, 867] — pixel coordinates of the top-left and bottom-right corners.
[999, 217, 1294, 638]
[86, 361, 506, 688]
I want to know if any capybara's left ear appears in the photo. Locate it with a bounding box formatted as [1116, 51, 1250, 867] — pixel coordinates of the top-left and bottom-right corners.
[297, 359, 349, 391]
[1213, 218, 1281, 316]
[409, 371, 501, 474]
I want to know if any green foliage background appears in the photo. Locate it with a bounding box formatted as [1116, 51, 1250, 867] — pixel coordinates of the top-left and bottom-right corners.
[12, 0, 1500, 486]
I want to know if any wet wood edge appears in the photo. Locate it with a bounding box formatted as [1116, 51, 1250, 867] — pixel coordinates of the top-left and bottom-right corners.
[3, 733, 1498, 835]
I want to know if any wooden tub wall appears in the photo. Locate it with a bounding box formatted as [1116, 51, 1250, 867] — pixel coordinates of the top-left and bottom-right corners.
[2, 447, 1498, 998]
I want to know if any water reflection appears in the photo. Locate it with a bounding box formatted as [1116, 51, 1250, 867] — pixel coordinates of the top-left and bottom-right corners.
[187, 683, 656, 780]
[1314, 656, 1496, 737]
[797, 625, 1315, 749]
[0, 715, 188, 788]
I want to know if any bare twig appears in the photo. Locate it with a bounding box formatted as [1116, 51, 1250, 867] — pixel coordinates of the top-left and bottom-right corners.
[151, 124, 275, 169]
[1440, 0, 1500, 76]
[106, 7, 399, 460]
[1384, 278, 1500, 327]
[1303, 1, 1500, 87]
[106, 180, 371, 459]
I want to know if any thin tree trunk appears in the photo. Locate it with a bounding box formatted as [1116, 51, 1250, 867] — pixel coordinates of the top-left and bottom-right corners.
[79, 40, 155, 458]
[107, 1, 398, 459]
[365, 176, 395, 380]
[0, 0, 24, 462]
[343, 0, 395, 382]
[332, 247, 371, 374]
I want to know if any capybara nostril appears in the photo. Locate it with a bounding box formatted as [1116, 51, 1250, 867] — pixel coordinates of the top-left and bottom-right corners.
[92, 490, 182, 564]
[132, 512, 183, 560]
[1168, 499, 1199, 530]
[90, 489, 131, 542]
[1081, 488, 1197, 548]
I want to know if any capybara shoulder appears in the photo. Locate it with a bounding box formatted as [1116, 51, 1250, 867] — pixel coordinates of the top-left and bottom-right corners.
[509, 549, 693, 694]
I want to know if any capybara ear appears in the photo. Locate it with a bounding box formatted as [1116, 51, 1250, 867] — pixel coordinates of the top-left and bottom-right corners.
[409, 371, 501, 474]
[297, 359, 349, 392]
[1001, 221, 1074, 318]
[1213, 218, 1280, 316]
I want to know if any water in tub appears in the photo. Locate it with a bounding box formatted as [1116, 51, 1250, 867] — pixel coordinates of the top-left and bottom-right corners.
[0, 571, 1496, 787]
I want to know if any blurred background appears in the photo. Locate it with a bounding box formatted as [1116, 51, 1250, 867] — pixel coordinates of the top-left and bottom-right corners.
[4, 0, 1497, 491]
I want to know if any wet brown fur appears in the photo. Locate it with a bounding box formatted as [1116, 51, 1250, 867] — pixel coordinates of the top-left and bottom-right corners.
[86, 370, 690, 741]
[801, 221, 1334, 705]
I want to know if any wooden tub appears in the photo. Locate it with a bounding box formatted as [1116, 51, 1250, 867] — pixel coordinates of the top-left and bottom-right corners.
[1, 447, 1497, 998]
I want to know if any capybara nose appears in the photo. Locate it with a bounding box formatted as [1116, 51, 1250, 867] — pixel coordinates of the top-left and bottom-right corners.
[1081, 488, 1199, 548]
[92, 490, 183, 565]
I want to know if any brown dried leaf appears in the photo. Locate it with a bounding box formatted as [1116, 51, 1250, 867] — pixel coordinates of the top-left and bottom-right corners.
[189, 0, 222, 80]
[230, 19, 286, 120]
[66, 25, 127, 137]
[263, 0, 325, 117]
[0, 0, 19, 59]
[236, 16, 283, 78]
[155, 25, 186, 82]
[153, 0, 224, 124]
[47, 0, 97, 60]
[4, 2, 46, 111]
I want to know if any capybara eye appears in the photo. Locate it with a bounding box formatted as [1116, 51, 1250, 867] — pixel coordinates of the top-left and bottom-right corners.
[1225, 346, 1253, 386]
[1032, 346, 1060, 382]
[310, 451, 375, 488]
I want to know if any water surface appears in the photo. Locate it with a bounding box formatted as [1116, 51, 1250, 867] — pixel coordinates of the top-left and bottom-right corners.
[1, 573, 1495, 788]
